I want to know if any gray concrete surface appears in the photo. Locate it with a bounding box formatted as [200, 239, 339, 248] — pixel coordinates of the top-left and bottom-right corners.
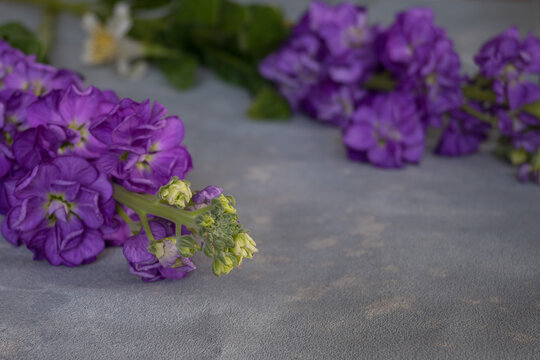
[0, 1, 538, 359]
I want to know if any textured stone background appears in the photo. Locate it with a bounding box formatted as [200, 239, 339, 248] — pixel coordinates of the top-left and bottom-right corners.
[0, 1, 539, 359]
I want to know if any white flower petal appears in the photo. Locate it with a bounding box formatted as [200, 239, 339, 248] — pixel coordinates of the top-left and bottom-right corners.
[116, 57, 131, 76]
[108, 2, 132, 39]
[82, 13, 100, 34]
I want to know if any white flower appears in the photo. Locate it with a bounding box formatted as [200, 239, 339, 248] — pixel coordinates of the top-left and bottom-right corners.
[81, 3, 146, 77]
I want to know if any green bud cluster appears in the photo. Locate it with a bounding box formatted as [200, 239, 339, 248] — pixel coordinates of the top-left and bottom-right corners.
[176, 235, 201, 258]
[158, 177, 192, 208]
[193, 194, 258, 276]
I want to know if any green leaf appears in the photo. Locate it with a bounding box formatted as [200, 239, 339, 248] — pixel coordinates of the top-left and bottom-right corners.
[98, 0, 172, 11]
[201, 46, 266, 93]
[172, 0, 222, 27]
[219, 0, 248, 36]
[238, 5, 289, 60]
[0, 22, 42, 60]
[153, 56, 198, 90]
[129, 19, 168, 43]
[248, 86, 291, 120]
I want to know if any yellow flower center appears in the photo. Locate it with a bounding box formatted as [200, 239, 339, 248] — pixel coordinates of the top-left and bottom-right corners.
[88, 25, 117, 64]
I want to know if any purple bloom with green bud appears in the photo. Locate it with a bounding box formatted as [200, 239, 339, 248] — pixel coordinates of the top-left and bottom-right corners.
[2, 156, 115, 266]
[123, 219, 195, 282]
[0, 39, 257, 280]
[343, 92, 424, 168]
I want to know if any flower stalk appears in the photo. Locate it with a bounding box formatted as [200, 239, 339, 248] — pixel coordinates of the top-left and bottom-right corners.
[112, 183, 203, 230]
[113, 180, 257, 277]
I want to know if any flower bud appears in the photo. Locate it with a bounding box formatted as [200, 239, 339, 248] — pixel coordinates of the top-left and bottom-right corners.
[216, 194, 236, 214]
[232, 232, 258, 260]
[176, 235, 200, 258]
[158, 177, 192, 208]
[212, 253, 235, 277]
[148, 237, 179, 268]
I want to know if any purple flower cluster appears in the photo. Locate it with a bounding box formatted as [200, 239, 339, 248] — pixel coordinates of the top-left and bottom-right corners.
[260, 1, 377, 127]
[260, 3, 466, 168]
[474, 28, 540, 182]
[0, 40, 195, 275]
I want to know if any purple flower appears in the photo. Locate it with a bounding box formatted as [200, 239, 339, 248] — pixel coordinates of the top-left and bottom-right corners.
[475, 27, 521, 79]
[259, 1, 379, 112]
[379, 8, 462, 126]
[191, 185, 223, 205]
[101, 213, 131, 247]
[475, 28, 540, 108]
[0, 40, 34, 80]
[2, 59, 83, 96]
[26, 85, 118, 158]
[517, 163, 540, 183]
[497, 89, 540, 153]
[302, 81, 365, 127]
[380, 8, 442, 76]
[308, 1, 378, 83]
[0, 141, 12, 179]
[499, 111, 540, 153]
[188, 185, 224, 210]
[416, 39, 463, 126]
[259, 32, 323, 110]
[11, 125, 66, 171]
[342, 92, 425, 168]
[123, 219, 195, 282]
[0, 89, 37, 137]
[504, 81, 540, 111]
[2, 156, 115, 266]
[435, 108, 491, 156]
[91, 98, 192, 193]
[309, 1, 373, 55]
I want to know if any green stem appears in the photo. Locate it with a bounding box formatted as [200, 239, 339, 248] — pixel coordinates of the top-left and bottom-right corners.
[144, 43, 184, 59]
[112, 183, 202, 229]
[116, 204, 134, 227]
[461, 103, 498, 125]
[363, 72, 396, 92]
[1, 0, 91, 16]
[137, 211, 155, 242]
[462, 84, 497, 103]
[38, 6, 57, 60]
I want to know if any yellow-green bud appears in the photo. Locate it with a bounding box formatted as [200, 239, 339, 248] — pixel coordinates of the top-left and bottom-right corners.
[217, 194, 236, 214]
[158, 177, 192, 208]
[198, 213, 215, 227]
[232, 232, 258, 260]
[212, 256, 234, 277]
[509, 148, 528, 165]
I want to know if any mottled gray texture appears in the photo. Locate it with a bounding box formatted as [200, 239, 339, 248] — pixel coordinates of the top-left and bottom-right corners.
[0, 1, 539, 359]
